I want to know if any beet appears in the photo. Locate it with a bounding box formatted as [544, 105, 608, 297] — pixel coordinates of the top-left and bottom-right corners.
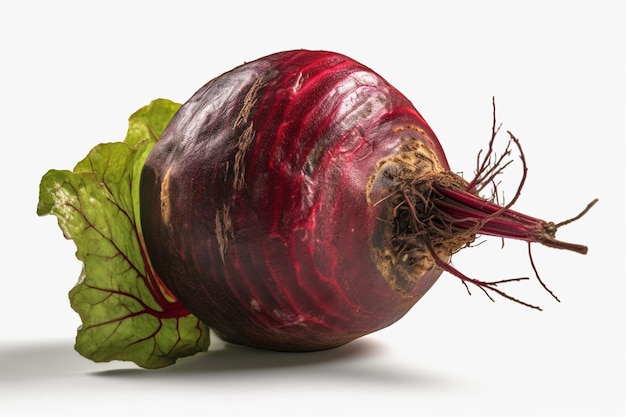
[139, 50, 592, 351]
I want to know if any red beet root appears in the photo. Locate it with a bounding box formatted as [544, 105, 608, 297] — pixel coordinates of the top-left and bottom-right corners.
[140, 50, 593, 351]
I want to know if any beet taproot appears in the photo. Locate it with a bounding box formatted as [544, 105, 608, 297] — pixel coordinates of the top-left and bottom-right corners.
[139, 50, 592, 351]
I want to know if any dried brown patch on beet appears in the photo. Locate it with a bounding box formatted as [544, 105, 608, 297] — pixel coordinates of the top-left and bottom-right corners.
[233, 123, 255, 191]
[215, 202, 234, 264]
[367, 137, 474, 295]
[231, 75, 270, 192]
[159, 166, 174, 234]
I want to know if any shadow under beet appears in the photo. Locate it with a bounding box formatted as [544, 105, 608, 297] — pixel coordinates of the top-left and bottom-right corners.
[0, 337, 459, 389]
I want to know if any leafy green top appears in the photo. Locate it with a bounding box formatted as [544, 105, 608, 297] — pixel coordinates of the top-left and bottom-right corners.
[37, 99, 210, 369]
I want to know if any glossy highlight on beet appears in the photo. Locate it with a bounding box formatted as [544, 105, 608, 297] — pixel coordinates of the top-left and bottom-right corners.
[139, 50, 593, 352]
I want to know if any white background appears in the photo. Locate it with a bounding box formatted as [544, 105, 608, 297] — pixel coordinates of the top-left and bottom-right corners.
[1, 1, 624, 415]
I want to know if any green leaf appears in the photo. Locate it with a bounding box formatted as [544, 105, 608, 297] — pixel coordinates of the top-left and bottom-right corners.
[38, 99, 210, 369]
